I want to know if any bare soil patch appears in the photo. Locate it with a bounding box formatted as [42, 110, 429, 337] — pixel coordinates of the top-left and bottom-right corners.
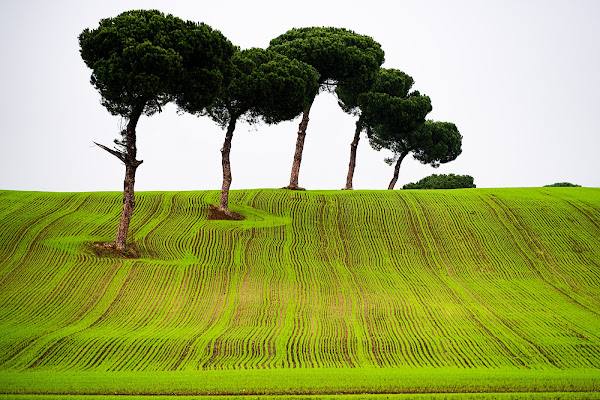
[207, 204, 245, 221]
[87, 241, 140, 259]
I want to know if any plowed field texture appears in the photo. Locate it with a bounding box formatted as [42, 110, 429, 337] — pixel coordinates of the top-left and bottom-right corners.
[0, 188, 599, 399]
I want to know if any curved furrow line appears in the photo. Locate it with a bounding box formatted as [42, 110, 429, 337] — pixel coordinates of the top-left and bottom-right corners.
[2, 189, 600, 373]
[555, 192, 600, 232]
[0, 222, 134, 369]
[314, 196, 351, 368]
[194, 228, 258, 370]
[6, 256, 115, 332]
[5, 259, 119, 365]
[137, 265, 181, 331]
[352, 193, 409, 366]
[418, 193, 556, 367]
[483, 195, 600, 320]
[0, 194, 82, 289]
[398, 192, 536, 368]
[409, 192, 563, 367]
[192, 232, 243, 370]
[262, 231, 291, 369]
[281, 196, 311, 369]
[142, 195, 183, 260]
[182, 266, 232, 370]
[0, 194, 76, 271]
[328, 195, 363, 367]
[129, 192, 165, 231]
[0, 193, 48, 264]
[240, 228, 285, 370]
[377, 193, 466, 367]
[415, 195, 550, 367]
[351, 192, 427, 367]
[492, 195, 600, 308]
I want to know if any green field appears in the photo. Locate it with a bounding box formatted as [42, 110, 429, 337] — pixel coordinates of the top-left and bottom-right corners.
[0, 188, 599, 399]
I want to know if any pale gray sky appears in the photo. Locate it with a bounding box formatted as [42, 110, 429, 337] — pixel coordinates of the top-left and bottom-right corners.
[1, 0, 598, 191]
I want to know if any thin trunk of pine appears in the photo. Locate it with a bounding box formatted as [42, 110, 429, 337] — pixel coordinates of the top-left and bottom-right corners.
[219, 119, 237, 212]
[286, 100, 313, 190]
[343, 123, 362, 190]
[388, 151, 409, 190]
[114, 109, 143, 250]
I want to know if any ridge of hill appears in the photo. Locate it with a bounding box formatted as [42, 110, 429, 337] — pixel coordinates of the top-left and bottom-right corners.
[0, 188, 599, 396]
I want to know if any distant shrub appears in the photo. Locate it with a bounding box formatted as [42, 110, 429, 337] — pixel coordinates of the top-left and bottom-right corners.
[544, 182, 581, 187]
[403, 174, 476, 190]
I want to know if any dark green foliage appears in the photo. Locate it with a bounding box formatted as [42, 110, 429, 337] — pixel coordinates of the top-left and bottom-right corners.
[205, 48, 319, 126]
[411, 121, 463, 167]
[79, 9, 234, 117]
[360, 69, 432, 144]
[172, 24, 235, 114]
[544, 182, 582, 187]
[372, 120, 462, 167]
[268, 27, 384, 89]
[403, 173, 476, 189]
[338, 68, 416, 112]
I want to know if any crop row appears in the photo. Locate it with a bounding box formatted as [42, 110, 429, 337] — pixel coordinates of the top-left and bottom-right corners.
[0, 188, 599, 372]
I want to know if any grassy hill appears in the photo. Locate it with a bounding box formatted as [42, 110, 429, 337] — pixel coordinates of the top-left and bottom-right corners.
[0, 188, 599, 398]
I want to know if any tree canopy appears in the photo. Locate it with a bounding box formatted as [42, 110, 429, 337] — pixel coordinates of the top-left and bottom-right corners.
[269, 27, 384, 87]
[205, 48, 318, 126]
[359, 70, 432, 141]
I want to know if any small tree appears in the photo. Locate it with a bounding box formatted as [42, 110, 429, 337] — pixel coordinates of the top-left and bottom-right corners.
[336, 68, 430, 189]
[201, 48, 318, 213]
[370, 120, 463, 190]
[79, 10, 234, 250]
[268, 27, 384, 189]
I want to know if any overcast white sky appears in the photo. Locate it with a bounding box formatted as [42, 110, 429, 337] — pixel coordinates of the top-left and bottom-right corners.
[1, 0, 598, 192]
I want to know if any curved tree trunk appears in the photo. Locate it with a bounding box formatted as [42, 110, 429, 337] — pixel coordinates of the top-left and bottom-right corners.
[114, 109, 143, 250]
[343, 123, 362, 190]
[219, 119, 237, 213]
[388, 151, 409, 190]
[286, 100, 313, 190]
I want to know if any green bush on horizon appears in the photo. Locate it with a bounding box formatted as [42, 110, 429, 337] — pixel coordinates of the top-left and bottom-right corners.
[544, 182, 581, 187]
[403, 173, 476, 189]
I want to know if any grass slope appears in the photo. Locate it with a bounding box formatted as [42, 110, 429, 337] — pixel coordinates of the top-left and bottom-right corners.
[0, 188, 599, 398]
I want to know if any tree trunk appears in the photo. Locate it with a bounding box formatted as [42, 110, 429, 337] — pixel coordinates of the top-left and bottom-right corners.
[388, 151, 409, 190]
[219, 119, 237, 213]
[343, 123, 362, 190]
[286, 100, 313, 190]
[114, 109, 143, 251]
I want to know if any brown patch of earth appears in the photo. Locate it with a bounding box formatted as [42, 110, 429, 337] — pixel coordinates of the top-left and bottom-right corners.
[87, 241, 140, 259]
[282, 186, 306, 191]
[207, 204, 245, 221]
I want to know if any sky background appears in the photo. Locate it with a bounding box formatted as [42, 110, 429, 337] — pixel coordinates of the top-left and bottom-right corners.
[1, 0, 599, 192]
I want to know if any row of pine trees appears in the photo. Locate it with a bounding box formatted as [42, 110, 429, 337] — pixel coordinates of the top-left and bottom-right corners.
[80, 10, 462, 250]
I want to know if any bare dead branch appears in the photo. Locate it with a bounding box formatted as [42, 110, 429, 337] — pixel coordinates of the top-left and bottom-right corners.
[94, 142, 126, 163]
